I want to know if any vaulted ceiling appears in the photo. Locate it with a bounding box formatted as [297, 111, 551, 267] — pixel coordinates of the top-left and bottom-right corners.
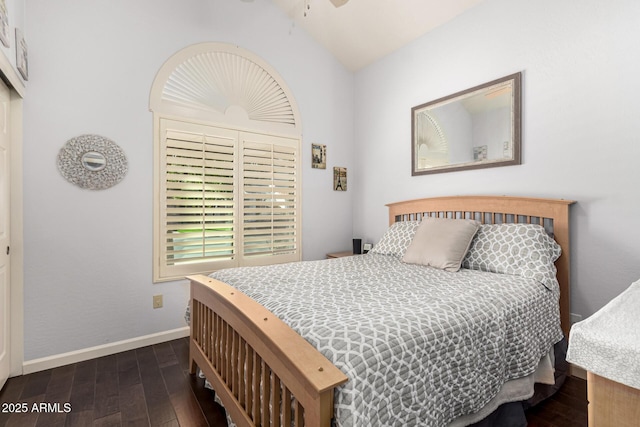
[271, 0, 484, 71]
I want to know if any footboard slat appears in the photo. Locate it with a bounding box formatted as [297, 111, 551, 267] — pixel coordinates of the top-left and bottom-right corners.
[282, 387, 292, 427]
[206, 303, 212, 360]
[189, 275, 348, 427]
[216, 313, 223, 372]
[250, 350, 259, 422]
[295, 401, 305, 427]
[261, 360, 270, 427]
[223, 321, 229, 383]
[271, 375, 281, 427]
[238, 338, 246, 407]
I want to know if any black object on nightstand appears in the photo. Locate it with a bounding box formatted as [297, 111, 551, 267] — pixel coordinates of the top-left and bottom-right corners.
[352, 238, 362, 254]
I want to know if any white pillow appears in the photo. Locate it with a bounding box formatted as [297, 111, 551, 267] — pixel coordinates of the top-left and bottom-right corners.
[402, 217, 480, 272]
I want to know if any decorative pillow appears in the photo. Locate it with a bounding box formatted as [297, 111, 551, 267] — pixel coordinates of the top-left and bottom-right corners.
[462, 223, 562, 291]
[369, 220, 420, 257]
[402, 218, 480, 272]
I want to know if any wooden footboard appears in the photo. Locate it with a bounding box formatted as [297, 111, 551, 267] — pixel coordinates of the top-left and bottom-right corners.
[188, 274, 348, 427]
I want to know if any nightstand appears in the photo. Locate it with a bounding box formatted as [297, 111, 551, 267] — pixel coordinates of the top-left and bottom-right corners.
[566, 280, 640, 427]
[326, 250, 353, 259]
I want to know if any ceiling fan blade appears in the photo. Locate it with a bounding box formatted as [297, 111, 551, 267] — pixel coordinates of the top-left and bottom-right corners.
[329, 0, 349, 7]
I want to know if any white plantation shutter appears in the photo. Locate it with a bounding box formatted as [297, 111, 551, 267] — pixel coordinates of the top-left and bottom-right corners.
[155, 119, 300, 281]
[241, 133, 299, 264]
[158, 121, 238, 279]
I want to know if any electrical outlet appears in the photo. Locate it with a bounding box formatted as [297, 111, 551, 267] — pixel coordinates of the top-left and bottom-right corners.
[153, 295, 163, 309]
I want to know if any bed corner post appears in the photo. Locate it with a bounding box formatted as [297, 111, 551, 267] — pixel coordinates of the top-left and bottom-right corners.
[305, 388, 336, 427]
[553, 200, 576, 338]
[189, 350, 198, 375]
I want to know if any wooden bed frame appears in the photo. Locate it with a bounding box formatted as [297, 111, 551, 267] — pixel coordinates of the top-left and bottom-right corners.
[188, 195, 575, 427]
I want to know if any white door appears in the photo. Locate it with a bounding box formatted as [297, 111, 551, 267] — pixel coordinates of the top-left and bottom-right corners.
[0, 79, 11, 389]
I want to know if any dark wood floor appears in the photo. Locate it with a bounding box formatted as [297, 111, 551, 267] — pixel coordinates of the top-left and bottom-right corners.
[1, 337, 587, 427]
[0, 337, 227, 427]
[525, 375, 588, 427]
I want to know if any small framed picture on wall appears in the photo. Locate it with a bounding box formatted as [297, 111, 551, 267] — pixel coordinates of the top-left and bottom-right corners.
[15, 28, 28, 81]
[0, 0, 9, 48]
[333, 167, 347, 191]
[312, 143, 326, 169]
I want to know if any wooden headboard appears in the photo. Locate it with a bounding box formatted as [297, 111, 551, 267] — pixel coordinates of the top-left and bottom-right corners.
[386, 195, 575, 337]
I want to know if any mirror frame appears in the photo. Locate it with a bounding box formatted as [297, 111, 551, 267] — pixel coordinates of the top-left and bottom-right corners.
[411, 72, 522, 176]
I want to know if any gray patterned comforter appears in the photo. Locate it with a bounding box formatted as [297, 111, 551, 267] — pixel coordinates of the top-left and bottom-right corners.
[208, 253, 563, 427]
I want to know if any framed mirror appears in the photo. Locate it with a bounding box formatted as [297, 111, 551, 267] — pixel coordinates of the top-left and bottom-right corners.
[411, 72, 521, 175]
[57, 134, 128, 190]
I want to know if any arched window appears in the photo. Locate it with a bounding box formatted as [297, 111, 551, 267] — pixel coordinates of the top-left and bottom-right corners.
[150, 43, 302, 282]
[415, 111, 448, 169]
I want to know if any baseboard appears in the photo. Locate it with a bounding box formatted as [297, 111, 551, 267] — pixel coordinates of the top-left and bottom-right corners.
[22, 326, 190, 375]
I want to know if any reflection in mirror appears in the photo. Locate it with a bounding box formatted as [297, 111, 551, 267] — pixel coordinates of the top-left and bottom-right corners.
[81, 151, 107, 171]
[412, 72, 521, 175]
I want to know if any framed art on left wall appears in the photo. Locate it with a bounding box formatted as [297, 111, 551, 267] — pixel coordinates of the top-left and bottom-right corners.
[0, 0, 9, 48]
[15, 28, 27, 81]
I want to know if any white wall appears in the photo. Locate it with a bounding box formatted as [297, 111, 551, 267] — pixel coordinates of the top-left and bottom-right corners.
[23, 0, 355, 360]
[353, 0, 640, 320]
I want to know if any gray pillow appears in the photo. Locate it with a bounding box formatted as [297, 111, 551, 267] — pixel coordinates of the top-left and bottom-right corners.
[402, 217, 480, 272]
[462, 223, 562, 292]
[370, 220, 420, 257]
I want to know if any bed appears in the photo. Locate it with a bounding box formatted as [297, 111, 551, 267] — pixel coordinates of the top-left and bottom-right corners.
[187, 195, 574, 427]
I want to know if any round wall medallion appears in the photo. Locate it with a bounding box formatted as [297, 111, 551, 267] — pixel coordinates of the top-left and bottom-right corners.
[57, 134, 128, 190]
